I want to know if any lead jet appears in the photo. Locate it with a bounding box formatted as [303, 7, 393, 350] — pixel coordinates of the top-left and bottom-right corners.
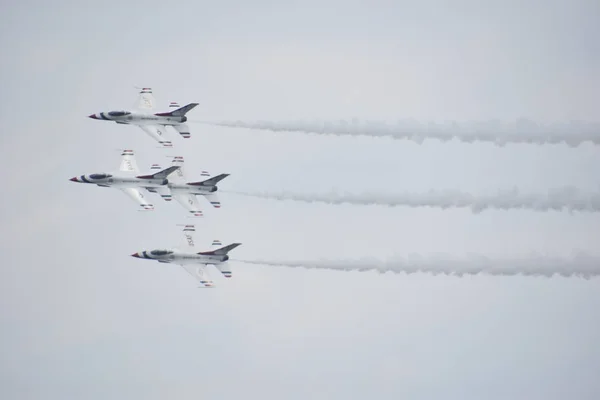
[88, 88, 198, 148]
[131, 225, 241, 288]
[69, 149, 179, 211]
[159, 155, 229, 217]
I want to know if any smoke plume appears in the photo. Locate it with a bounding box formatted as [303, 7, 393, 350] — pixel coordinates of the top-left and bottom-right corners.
[235, 252, 600, 278]
[203, 119, 600, 147]
[227, 187, 600, 213]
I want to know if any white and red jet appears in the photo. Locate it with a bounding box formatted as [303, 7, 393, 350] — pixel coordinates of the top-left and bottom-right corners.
[68, 149, 179, 211]
[131, 225, 242, 288]
[88, 88, 198, 148]
[162, 155, 228, 217]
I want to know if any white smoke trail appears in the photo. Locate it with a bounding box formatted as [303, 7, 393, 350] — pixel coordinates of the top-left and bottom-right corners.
[235, 252, 600, 278]
[202, 119, 600, 147]
[226, 187, 600, 213]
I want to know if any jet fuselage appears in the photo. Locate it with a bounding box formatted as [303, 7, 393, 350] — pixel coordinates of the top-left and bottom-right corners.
[70, 173, 168, 188]
[169, 184, 218, 195]
[131, 249, 229, 265]
[88, 111, 187, 126]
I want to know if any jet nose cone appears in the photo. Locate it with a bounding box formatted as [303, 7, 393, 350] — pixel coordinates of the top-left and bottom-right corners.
[131, 252, 140, 258]
[69, 176, 78, 182]
[88, 114, 98, 119]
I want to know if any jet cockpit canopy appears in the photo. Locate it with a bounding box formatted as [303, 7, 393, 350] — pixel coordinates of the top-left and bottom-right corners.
[150, 249, 174, 256]
[89, 173, 113, 180]
[107, 111, 131, 117]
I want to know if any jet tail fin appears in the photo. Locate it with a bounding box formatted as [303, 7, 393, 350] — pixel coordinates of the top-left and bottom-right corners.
[155, 103, 199, 117]
[187, 173, 229, 187]
[136, 165, 180, 180]
[198, 243, 242, 256]
[210, 240, 232, 277]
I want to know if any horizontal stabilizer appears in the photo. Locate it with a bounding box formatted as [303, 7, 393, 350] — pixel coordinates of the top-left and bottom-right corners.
[187, 173, 229, 187]
[154, 186, 172, 201]
[205, 193, 221, 208]
[198, 243, 242, 256]
[173, 123, 191, 139]
[215, 263, 232, 278]
[155, 103, 199, 117]
[182, 225, 195, 233]
[137, 165, 179, 180]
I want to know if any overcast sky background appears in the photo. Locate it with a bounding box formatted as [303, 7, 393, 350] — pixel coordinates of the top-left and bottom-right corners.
[2, 0, 600, 399]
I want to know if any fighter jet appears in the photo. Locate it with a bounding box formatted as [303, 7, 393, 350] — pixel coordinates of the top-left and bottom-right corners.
[158, 155, 229, 217]
[131, 225, 242, 288]
[88, 88, 198, 148]
[69, 149, 179, 211]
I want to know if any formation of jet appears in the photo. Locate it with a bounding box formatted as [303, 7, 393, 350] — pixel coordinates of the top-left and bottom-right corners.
[131, 225, 241, 288]
[76, 88, 242, 288]
[88, 88, 198, 148]
[69, 150, 229, 216]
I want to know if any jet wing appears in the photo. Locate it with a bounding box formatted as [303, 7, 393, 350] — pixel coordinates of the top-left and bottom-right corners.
[168, 156, 187, 183]
[135, 88, 156, 111]
[169, 155, 211, 184]
[172, 192, 203, 217]
[138, 125, 173, 148]
[120, 187, 154, 211]
[176, 225, 197, 251]
[119, 149, 140, 174]
[180, 264, 215, 288]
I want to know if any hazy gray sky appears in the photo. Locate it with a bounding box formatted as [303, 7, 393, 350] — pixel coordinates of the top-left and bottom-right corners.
[1, 0, 600, 399]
